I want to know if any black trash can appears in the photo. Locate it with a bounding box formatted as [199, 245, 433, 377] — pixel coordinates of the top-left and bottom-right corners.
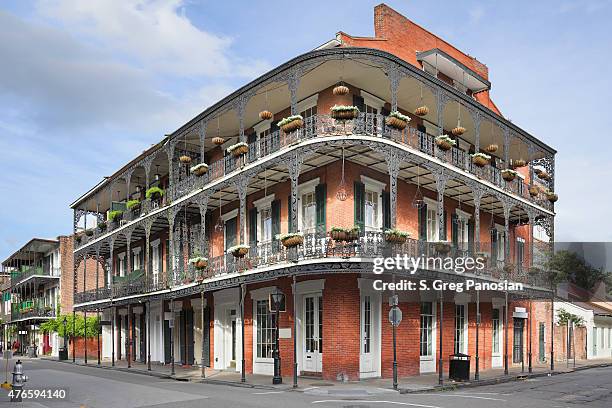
[449, 353, 470, 381]
[58, 347, 68, 361]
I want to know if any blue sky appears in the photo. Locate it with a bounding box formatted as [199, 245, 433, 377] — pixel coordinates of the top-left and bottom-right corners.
[1, 0, 611, 260]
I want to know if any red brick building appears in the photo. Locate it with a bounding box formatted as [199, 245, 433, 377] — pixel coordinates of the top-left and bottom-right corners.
[70, 4, 557, 381]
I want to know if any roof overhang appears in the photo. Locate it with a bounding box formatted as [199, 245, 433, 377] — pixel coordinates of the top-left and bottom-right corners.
[417, 48, 491, 93]
[2, 238, 59, 265]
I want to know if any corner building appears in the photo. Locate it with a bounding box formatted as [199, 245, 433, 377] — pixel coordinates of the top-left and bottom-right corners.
[70, 4, 557, 380]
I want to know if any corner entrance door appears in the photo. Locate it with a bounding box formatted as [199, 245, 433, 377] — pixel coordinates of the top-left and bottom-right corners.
[491, 307, 503, 367]
[228, 309, 237, 368]
[360, 294, 380, 378]
[303, 295, 322, 373]
[513, 318, 524, 364]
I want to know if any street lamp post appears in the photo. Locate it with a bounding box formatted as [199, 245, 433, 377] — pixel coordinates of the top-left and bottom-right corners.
[62, 317, 67, 350]
[270, 288, 284, 385]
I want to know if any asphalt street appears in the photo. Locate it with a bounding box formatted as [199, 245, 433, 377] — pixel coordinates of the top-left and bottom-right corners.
[0, 359, 610, 408]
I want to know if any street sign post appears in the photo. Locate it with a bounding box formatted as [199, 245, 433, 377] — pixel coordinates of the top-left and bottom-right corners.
[389, 305, 402, 390]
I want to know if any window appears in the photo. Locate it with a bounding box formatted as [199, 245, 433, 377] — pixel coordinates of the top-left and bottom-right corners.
[427, 206, 438, 242]
[365, 190, 379, 230]
[593, 327, 598, 355]
[494, 226, 506, 262]
[492, 308, 500, 353]
[260, 207, 272, 243]
[454, 304, 466, 354]
[301, 191, 316, 233]
[256, 299, 276, 359]
[456, 215, 468, 250]
[420, 302, 434, 356]
[300, 105, 317, 135]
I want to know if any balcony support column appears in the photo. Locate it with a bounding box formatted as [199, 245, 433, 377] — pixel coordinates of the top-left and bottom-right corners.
[474, 111, 481, 154]
[95, 245, 100, 300]
[470, 184, 485, 253]
[235, 176, 250, 245]
[167, 207, 180, 287]
[429, 167, 450, 240]
[503, 127, 510, 166]
[234, 95, 250, 144]
[198, 120, 207, 161]
[501, 199, 513, 265]
[84, 309, 87, 365]
[127, 303, 132, 368]
[386, 63, 402, 112]
[527, 210, 535, 269]
[287, 153, 305, 233]
[196, 194, 209, 255]
[527, 144, 536, 191]
[287, 70, 301, 116]
[435, 90, 450, 136]
[379, 149, 403, 229]
[111, 306, 115, 366]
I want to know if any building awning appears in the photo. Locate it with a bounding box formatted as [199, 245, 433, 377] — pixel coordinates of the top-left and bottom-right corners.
[416, 48, 491, 92]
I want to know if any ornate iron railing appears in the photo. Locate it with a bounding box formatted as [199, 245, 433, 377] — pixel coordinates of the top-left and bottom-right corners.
[10, 266, 59, 286]
[10, 302, 56, 321]
[74, 231, 542, 304]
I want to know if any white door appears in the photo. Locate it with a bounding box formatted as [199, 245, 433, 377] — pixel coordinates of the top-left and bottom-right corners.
[360, 294, 380, 378]
[302, 295, 322, 373]
[492, 307, 503, 367]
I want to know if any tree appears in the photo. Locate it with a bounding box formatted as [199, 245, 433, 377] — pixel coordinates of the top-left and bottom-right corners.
[546, 250, 608, 290]
[39, 314, 100, 338]
[556, 308, 585, 327]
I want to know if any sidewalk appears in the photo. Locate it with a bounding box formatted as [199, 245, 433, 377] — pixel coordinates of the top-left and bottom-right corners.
[42, 356, 612, 394]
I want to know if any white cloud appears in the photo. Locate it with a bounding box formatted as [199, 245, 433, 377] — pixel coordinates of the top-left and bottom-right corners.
[35, 0, 270, 78]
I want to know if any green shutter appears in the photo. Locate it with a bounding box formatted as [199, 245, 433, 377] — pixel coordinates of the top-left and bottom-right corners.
[354, 181, 365, 231]
[315, 184, 326, 236]
[441, 210, 447, 241]
[491, 229, 498, 264]
[271, 200, 280, 241]
[382, 191, 390, 230]
[419, 205, 427, 240]
[451, 214, 458, 247]
[353, 94, 365, 113]
[249, 207, 257, 247]
[468, 219, 475, 253]
[287, 195, 293, 232]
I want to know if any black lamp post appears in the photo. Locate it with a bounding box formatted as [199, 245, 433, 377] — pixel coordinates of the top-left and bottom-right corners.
[62, 317, 67, 349]
[270, 288, 284, 385]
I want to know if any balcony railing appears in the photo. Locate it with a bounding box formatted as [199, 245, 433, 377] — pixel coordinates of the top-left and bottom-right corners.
[10, 266, 59, 286]
[74, 231, 546, 304]
[10, 302, 56, 321]
[164, 113, 550, 209]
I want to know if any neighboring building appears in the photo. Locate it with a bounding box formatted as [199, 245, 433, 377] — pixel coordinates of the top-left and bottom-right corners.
[70, 4, 557, 380]
[1, 238, 61, 356]
[0, 273, 11, 350]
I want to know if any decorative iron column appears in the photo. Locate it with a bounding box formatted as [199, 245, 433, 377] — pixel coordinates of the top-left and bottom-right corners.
[84, 309, 87, 365]
[381, 149, 402, 229]
[475, 289, 480, 381]
[473, 111, 481, 154]
[241, 283, 246, 383]
[97, 307, 100, 366]
[127, 303, 132, 368]
[471, 185, 485, 253]
[438, 290, 444, 385]
[287, 69, 301, 116]
[235, 176, 249, 245]
[147, 299, 151, 371]
[200, 291, 206, 378]
[504, 288, 509, 375]
[503, 127, 510, 166]
[386, 63, 401, 112]
[198, 120, 207, 161]
[435, 90, 449, 136]
[430, 168, 450, 240]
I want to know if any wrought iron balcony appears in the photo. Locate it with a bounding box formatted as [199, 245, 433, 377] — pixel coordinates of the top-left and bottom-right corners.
[10, 302, 56, 321]
[74, 231, 547, 305]
[10, 266, 60, 287]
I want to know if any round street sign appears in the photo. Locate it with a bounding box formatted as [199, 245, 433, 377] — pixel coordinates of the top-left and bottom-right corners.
[389, 307, 402, 327]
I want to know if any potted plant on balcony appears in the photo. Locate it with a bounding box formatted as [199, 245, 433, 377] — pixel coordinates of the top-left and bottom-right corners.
[471, 152, 491, 167]
[75, 234, 83, 245]
[330, 227, 347, 241]
[475, 251, 489, 266]
[511, 159, 527, 168]
[536, 169, 550, 180]
[434, 241, 451, 255]
[279, 232, 304, 248]
[501, 169, 518, 182]
[84, 229, 94, 237]
[190, 163, 209, 177]
[330, 105, 359, 121]
[414, 105, 429, 116]
[385, 111, 410, 130]
[384, 228, 409, 244]
[98, 221, 107, 232]
[126, 199, 141, 213]
[345, 226, 360, 241]
[278, 115, 303, 133]
[435, 135, 456, 151]
[146, 186, 164, 202]
[108, 210, 123, 225]
[179, 154, 192, 164]
[189, 252, 208, 270]
[545, 190, 558, 202]
[228, 244, 250, 258]
[227, 142, 249, 158]
[528, 185, 540, 197]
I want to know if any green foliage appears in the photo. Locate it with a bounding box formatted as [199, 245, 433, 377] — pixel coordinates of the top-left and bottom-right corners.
[126, 199, 140, 210]
[546, 250, 608, 290]
[557, 308, 585, 327]
[39, 314, 100, 338]
[146, 186, 165, 200]
[107, 210, 123, 222]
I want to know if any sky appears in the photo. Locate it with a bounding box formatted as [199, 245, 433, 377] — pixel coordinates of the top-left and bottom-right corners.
[1, 0, 611, 261]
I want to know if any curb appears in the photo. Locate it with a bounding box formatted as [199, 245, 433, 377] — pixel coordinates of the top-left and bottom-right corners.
[399, 362, 612, 394]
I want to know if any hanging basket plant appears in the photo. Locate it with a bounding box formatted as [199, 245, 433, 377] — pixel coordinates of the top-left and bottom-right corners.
[146, 186, 165, 201]
[228, 244, 249, 258]
[501, 169, 518, 182]
[259, 110, 273, 121]
[435, 135, 456, 151]
[414, 105, 429, 116]
[189, 255, 208, 270]
[385, 111, 410, 130]
[107, 210, 123, 223]
[451, 125, 466, 136]
[485, 144, 498, 153]
[528, 185, 540, 197]
[384, 229, 409, 244]
[212, 136, 225, 146]
[330, 105, 359, 121]
[126, 199, 141, 212]
[84, 229, 94, 237]
[345, 226, 360, 241]
[227, 142, 249, 158]
[190, 163, 209, 177]
[279, 232, 304, 248]
[512, 159, 527, 168]
[471, 152, 491, 167]
[278, 115, 304, 133]
[179, 155, 192, 164]
[434, 241, 451, 254]
[98, 221, 107, 232]
[537, 170, 550, 180]
[332, 84, 349, 96]
[545, 190, 558, 203]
